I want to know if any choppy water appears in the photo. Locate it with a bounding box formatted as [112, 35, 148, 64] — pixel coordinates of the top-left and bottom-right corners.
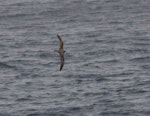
[0, 0, 150, 115]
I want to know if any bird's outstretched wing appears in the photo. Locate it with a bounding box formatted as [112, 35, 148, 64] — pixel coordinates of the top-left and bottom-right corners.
[57, 34, 63, 49]
[59, 53, 64, 71]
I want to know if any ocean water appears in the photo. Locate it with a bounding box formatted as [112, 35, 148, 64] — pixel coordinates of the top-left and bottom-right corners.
[0, 0, 150, 115]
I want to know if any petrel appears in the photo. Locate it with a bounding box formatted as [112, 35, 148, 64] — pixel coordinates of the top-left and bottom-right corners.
[54, 34, 66, 71]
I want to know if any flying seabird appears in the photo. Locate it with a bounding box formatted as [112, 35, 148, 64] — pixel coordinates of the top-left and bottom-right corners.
[54, 34, 66, 71]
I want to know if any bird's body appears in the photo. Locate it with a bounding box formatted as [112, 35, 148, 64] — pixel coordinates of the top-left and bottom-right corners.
[55, 34, 65, 71]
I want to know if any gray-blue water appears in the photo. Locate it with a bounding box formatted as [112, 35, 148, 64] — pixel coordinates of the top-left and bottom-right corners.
[0, 0, 150, 115]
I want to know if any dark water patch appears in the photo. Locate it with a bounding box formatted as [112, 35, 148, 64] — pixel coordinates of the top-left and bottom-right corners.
[99, 49, 118, 56]
[70, 73, 104, 80]
[129, 56, 150, 63]
[28, 112, 67, 116]
[95, 76, 108, 82]
[39, 52, 53, 59]
[0, 113, 11, 116]
[19, 71, 33, 78]
[133, 42, 150, 46]
[0, 85, 11, 91]
[124, 86, 147, 95]
[9, 42, 26, 49]
[27, 112, 64, 116]
[134, 38, 150, 42]
[7, 25, 33, 30]
[66, 73, 107, 85]
[105, 72, 134, 78]
[42, 62, 56, 68]
[62, 105, 94, 116]
[104, 38, 120, 44]
[16, 97, 33, 102]
[121, 82, 148, 96]
[30, 73, 44, 78]
[108, 20, 124, 25]
[140, 65, 150, 70]
[39, 9, 59, 17]
[100, 111, 132, 116]
[43, 107, 72, 116]
[12, 1, 35, 6]
[20, 109, 39, 116]
[0, 62, 17, 69]
[18, 68, 45, 79]
[0, 13, 35, 20]
[25, 81, 33, 86]
[6, 59, 37, 68]
[66, 106, 81, 112]
[100, 59, 120, 64]
[24, 39, 41, 46]
[94, 39, 105, 43]
[60, 15, 83, 24]
[64, 73, 107, 83]
[84, 51, 99, 56]
[74, 79, 83, 84]
[143, 111, 150, 115]
[136, 80, 150, 87]
[83, 30, 103, 38]
[83, 92, 101, 97]
[123, 48, 149, 54]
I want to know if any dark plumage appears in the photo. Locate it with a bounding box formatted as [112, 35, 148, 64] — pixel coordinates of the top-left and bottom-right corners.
[54, 34, 66, 71]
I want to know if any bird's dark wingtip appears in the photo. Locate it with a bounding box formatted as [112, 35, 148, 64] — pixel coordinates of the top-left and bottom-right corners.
[60, 65, 63, 71]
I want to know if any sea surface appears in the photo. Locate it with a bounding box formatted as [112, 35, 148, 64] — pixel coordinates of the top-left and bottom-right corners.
[0, 0, 150, 115]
